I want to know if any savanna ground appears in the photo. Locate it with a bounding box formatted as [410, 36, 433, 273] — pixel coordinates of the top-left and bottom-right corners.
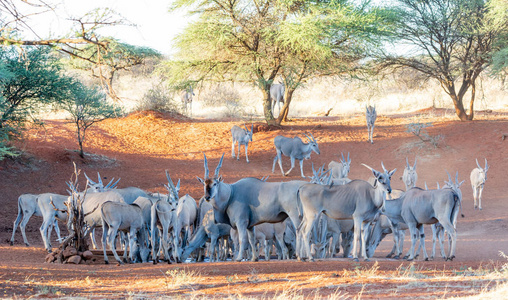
[1, 108, 508, 299]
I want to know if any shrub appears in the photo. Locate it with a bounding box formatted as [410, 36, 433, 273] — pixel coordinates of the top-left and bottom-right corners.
[137, 84, 179, 113]
[406, 121, 443, 148]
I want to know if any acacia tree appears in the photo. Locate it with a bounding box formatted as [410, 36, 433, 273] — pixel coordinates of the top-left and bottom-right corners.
[379, 0, 508, 121]
[59, 82, 122, 158]
[273, 2, 393, 123]
[167, 0, 392, 124]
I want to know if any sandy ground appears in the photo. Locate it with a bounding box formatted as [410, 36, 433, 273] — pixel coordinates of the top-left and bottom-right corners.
[1, 108, 508, 299]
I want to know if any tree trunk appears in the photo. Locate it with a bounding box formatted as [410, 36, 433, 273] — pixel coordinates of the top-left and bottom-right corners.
[443, 82, 473, 121]
[77, 124, 85, 158]
[261, 86, 275, 124]
[275, 89, 295, 125]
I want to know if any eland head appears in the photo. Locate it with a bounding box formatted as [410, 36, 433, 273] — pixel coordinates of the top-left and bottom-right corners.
[304, 132, 320, 156]
[164, 170, 180, 203]
[197, 153, 225, 202]
[362, 162, 396, 211]
[340, 152, 351, 178]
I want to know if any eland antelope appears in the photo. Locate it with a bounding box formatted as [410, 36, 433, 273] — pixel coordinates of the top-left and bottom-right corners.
[272, 133, 320, 178]
[197, 153, 311, 261]
[366, 105, 377, 144]
[470, 158, 489, 210]
[328, 152, 351, 182]
[101, 201, 148, 264]
[270, 83, 285, 117]
[231, 124, 254, 163]
[298, 162, 396, 261]
[181, 85, 195, 116]
[402, 157, 418, 191]
[400, 173, 463, 261]
[10, 194, 62, 248]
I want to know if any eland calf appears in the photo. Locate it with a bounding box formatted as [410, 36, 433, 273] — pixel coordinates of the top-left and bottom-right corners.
[470, 158, 489, 210]
[231, 124, 254, 163]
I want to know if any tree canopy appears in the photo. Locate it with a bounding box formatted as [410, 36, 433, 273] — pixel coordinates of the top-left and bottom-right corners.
[378, 0, 508, 121]
[165, 0, 394, 124]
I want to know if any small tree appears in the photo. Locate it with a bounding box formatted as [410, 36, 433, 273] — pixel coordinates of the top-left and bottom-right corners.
[59, 82, 122, 158]
[0, 46, 75, 159]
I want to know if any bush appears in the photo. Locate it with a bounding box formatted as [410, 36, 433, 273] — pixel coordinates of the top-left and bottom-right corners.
[137, 84, 179, 113]
[406, 121, 443, 148]
[201, 85, 241, 107]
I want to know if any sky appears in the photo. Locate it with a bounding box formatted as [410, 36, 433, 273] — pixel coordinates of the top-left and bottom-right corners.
[18, 0, 189, 55]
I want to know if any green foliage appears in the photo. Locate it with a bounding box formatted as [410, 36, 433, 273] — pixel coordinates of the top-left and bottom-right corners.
[0, 46, 74, 159]
[0, 47, 73, 128]
[58, 81, 122, 157]
[164, 0, 394, 123]
[380, 0, 508, 120]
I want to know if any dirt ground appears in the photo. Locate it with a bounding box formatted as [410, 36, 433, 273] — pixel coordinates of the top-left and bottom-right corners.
[1, 108, 508, 299]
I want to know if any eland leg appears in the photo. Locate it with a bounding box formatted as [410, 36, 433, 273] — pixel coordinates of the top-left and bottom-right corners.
[247, 227, 258, 262]
[360, 221, 371, 261]
[299, 159, 306, 178]
[284, 156, 296, 176]
[39, 219, 52, 252]
[472, 186, 478, 209]
[274, 228, 289, 260]
[440, 221, 457, 261]
[10, 205, 26, 246]
[108, 227, 123, 264]
[102, 223, 110, 264]
[244, 143, 250, 163]
[478, 185, 484, 210]
[235, 224, 249, 262]
[301, 216, 318, 262]
[417, 224, 429, 261]
[406, 223, 419, 261]
[352, 218, 363, 261]
[19, 210, 34, 247]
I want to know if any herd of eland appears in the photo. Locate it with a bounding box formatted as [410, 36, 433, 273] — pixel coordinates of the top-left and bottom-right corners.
[9, 103, 490, 264]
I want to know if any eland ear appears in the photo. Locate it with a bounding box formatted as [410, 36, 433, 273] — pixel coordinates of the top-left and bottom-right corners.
[196, 176, 204, 184]
[389, 168, 397, 176]
[218, 175, 223, 182]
